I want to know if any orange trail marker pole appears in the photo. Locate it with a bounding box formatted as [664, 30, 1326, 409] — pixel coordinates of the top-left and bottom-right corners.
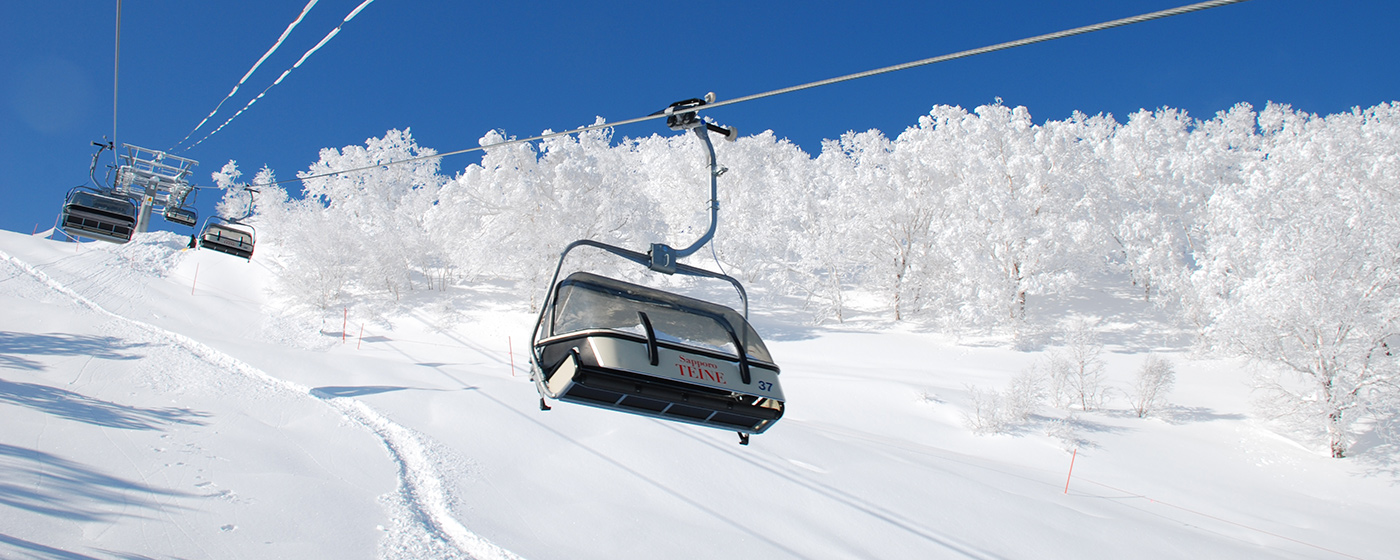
[508, 336, 516, 376]
[191, 263, 200, 295]
[342, 308, 348, 343]
[357, 324, 364, 350]
[1064, 448, 1078, 494]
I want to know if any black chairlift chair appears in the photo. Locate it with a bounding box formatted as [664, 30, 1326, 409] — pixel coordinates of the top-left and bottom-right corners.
[59, 186, 138, 244]
[162, 185, 198, 228]
[196, 217, 255, 260]
[530, 95, 784, 445]
[163, 204, 197, 228]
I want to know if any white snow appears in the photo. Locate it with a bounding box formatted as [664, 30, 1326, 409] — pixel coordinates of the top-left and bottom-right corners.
[1, 229, 1395, 559]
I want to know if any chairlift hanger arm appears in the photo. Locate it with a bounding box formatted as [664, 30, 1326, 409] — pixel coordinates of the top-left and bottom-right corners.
[648, 95, 737, 273]
[530, 97, 748, 358]
[88, 141, 110, 189]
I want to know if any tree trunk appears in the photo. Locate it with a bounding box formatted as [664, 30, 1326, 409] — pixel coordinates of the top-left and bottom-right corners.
[1010, 259, 1026, 320]
[894, 254, 907, 321]
[1328, 410, 1346, 458]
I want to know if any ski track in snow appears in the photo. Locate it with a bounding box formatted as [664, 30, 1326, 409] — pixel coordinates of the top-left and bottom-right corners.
[1, 249, 521, 560]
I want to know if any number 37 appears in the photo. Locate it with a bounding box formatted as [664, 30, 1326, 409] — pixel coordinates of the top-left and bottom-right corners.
[757, 380, 773, 391]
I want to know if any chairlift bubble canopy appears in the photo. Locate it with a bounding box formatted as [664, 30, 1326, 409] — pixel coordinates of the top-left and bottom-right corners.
[533, 270, 784, 435]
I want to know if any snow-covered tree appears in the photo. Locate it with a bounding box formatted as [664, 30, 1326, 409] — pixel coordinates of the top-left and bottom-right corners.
[815, 128, 946, 321]
[965, 368, 1045, 435]
[909, 104, 1097, 327]
[1049, 319, 1108, 411]
[716, 132, 837, 320]
[1129, 354, 1176, 418]
[210, 160, 252, 220]
[1095, 108, 1204, 304]
[1197, 103, 1400, 457]
[238, 103, 1400, 460]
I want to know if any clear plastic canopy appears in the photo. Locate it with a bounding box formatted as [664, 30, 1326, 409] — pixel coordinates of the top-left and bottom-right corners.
[548, 272, 774, 364]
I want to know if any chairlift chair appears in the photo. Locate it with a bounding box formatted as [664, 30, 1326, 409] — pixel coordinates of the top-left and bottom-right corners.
[162, 184, 198, 227]
[530, 95, 783, 444]
[59, 187, 138, 244]
[163, 204, 198, 227]
[532, 251, 785, 439]
[196, 217, 255, 260]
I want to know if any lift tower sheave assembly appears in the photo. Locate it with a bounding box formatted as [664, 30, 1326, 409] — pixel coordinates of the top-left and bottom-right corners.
[113, 144, 199, 233]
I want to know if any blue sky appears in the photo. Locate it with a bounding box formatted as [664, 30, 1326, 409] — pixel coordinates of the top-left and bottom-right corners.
[2, 0, 1397, 236]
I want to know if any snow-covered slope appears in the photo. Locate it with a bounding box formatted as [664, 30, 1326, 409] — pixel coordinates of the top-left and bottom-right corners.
[1, 229, 1394, 559]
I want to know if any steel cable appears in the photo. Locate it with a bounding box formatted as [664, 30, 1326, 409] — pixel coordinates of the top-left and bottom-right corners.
[256, 0, 1252, 188]
[112, 0, 121, 164]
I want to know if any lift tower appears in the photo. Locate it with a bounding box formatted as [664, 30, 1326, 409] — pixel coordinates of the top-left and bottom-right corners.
[113, 144, 199, 232]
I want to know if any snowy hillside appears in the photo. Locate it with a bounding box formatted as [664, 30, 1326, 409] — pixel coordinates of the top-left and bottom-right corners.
[2, 227, 1395, 559]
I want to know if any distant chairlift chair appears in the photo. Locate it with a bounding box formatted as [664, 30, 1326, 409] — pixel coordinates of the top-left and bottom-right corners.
[197, 217, 255, 260]
[163, 204, 198, 228]
[163, 184, 198, 228]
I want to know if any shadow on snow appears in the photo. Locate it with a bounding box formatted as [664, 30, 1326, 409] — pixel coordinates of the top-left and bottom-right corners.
[311, 385, 409, 398]
[0, 331, 149, 371]
[0, 379, 210, 431]
[0, 444, 196, 523]
[0, 533, 105, 560]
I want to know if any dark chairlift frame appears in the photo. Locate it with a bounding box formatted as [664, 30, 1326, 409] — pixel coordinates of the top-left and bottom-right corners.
[164, 204, 198, 228]
[59, 186, 138, 245]
[162, 184, 198, 228]
[57, 142, 138, 245]
[196, 216, 256, 260]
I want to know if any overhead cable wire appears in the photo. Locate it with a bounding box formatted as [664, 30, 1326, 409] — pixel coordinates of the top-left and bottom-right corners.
[186, 0, 377, 150]
[112, 0, 121, 162]
[171, 0, 321, 152]
[258, 0, 1252, 188]
[701, 0, 1253, 114]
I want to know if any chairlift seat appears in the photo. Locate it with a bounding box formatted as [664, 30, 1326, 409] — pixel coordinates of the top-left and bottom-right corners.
[60, 190, 136, 244]
[164, 205, 197, 228]
[534, 272, 784, 434]
[199, 222, 254, 260]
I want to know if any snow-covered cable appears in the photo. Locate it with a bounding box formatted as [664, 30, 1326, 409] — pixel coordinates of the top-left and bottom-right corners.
[185, 0, 377, 150]
[170, 0, 320, 152]
[256, 0, 1251, 188]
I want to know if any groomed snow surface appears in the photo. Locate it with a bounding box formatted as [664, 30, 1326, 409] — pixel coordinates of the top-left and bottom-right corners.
[0, 229, 1394, 559]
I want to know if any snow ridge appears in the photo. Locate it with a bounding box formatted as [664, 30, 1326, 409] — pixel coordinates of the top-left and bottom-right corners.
[0, 248, 521, 560]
